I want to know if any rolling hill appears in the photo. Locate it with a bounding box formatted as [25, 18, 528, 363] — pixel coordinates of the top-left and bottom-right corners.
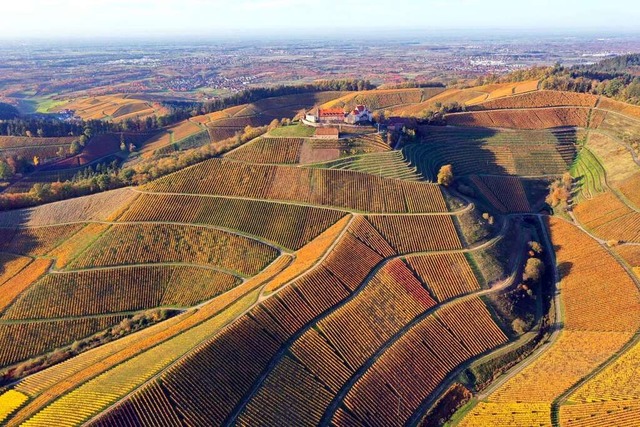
[1, 83, 640, 427]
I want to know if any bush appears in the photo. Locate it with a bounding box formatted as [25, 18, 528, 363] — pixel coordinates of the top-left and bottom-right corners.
[523, 257, 545, 283]
[529, 241, 543, 254]
[512, 318, 529, 335]
[437, 164, 454, 186]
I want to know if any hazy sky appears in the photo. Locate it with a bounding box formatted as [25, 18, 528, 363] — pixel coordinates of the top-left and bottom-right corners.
[2, 0, 640, 39]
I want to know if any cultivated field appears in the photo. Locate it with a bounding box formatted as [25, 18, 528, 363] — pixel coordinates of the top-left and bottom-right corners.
[52, 95, 166, 122]
[4, 86, 640, 427]
[144, 158, 448, 213]
[457, 218, 640, 426]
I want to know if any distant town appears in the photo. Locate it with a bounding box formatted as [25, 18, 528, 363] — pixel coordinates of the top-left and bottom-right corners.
[2, 32, 640, 112]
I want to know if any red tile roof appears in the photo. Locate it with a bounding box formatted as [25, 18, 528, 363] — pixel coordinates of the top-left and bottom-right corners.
[319, 108, 345, 117]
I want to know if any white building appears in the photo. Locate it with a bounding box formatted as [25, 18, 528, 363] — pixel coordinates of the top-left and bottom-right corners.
[345, 105, 373, 124]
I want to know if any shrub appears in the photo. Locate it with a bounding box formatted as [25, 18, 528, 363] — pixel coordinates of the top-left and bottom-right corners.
[437, 164, 454, 186]
[523, 258, 545, 283]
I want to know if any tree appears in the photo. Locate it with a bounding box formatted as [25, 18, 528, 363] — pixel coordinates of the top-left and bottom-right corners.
[437, 164, 454, 186]
[30, 183, 51, 201]
[33, 156, 40, 167]
[512, 318, 529, 335]
[56, 146, 66, 157]
[69, 140, 81, 155]
[0, 160, 12, 180]
[96, 174, 111, 191]
[529, 241, 543, 254]
[268, 119, 280, 131]
[546, 179, 571, 207]
[523, 258, 545, 283]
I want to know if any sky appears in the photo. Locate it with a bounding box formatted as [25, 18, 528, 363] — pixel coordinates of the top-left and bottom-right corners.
[2, 0, 640, 39]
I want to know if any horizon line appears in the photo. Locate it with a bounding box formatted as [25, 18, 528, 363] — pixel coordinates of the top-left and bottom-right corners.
[2, 27, 640, 42]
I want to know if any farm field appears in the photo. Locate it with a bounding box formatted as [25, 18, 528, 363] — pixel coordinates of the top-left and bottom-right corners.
[51, 95, 166, 122]
[320, 87, 446, 111]
[447, 107, 591, 129]
[387, 81, 539, 117]
[470, 90, 598, 110]
[456, 217, 640, 426]
[4, 84, 640, 427]
[403, 127, 577, 179]
[144, 158, 448, 213]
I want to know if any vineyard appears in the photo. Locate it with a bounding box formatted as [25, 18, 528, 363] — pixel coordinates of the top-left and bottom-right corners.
[0, 253, 32, 286]
[320, 87, 445, 111]
[573, 192, 640, 243]
[470, 90, 598, 110]
[0, 316, 127, 368]
[79, 216, 500, 427]
[201, 91, 347, 142]
[4, 85, 640, 427]
[0, 136, 77, 163]
[571, 147, 606, 201]
[386, 81, 538, 117]
[119, 193, 347, 250]
[470, 175, 532, 213]
[0, 187, 138, 227]
[0, 224, 85, 256]
[2, 265, 241, 319]
[0, 258, 52, 312]
[446, 107, 592, 129]
[367, 215, 462, 253]
[403, 127, 577, 179]
[143, 158, 448, 213]
[52, 96, 164, 122]
[405, 253, 481, 301]
[312, 150, 423, 181]
[598, 97, 640, 120]
[226, 137, 304, 164]
[298, 133, 390, 164]
[263, 215, 352, 293]
[341, 298, 508, 426]
[68, 223, 279, 276]
[583, 132, 637, 185]
[140, 121, 204, 158]
[457, 218, 640, 426]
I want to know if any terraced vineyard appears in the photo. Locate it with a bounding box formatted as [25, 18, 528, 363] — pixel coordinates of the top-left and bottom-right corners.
[312, 150, 422, 181]
[571, 146, 607, 201]
[3, 86, 640, 427]
[403, 127, 578, 179]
